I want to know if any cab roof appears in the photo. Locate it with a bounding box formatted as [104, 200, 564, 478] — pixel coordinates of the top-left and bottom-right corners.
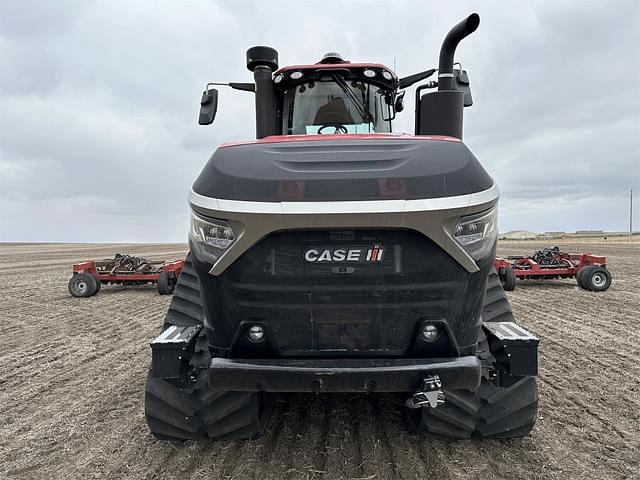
[276, 62, 397, 78]
[274, 62, 399, 90]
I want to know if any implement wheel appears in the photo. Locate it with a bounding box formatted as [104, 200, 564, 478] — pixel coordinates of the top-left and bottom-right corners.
[500, 267, 517, 291]
[157, 271, 174, 295]
[580, 266, 612, 292]
[576, 267, 588, 288]
[93, 275, 102, 294]
[68, 273, 98, 298]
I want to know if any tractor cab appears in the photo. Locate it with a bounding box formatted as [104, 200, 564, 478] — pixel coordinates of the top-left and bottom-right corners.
[198, 45, 475, 140]
[199, 39, 474, 140]
[274, 54, 398, 135]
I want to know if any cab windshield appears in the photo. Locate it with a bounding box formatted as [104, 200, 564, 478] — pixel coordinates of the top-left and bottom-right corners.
[282, 79, 393, 135]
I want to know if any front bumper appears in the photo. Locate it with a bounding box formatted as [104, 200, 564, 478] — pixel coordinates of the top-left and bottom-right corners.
[208, 356, 481, 393]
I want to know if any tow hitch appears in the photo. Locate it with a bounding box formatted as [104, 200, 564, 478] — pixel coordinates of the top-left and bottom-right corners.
[406, 375, 445, 409]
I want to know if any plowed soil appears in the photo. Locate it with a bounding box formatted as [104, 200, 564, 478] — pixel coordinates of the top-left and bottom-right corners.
[1, 241, 638, 480]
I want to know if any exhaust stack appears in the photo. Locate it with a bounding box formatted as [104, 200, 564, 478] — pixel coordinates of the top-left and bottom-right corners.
[418, 13, 479, 139]
[438, 14, 480, 91]
[246, 46, 279, 139]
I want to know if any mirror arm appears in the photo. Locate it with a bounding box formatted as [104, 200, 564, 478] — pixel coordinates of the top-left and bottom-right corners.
[398, 68, 437, 89]
[207, 82, 256, 93]
[229, 82, 256, 92]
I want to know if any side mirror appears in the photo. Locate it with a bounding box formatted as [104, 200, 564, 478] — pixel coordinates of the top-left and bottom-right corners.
[395, 91, 406, 112]
[454, 69, 473, 107]
[198, 86, 218, 125]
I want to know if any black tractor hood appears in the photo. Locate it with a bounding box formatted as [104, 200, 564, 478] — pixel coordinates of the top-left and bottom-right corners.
[192, 135, 493, 202]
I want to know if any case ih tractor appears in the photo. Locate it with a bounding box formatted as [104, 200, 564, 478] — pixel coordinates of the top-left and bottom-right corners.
[145, 13, 539, 441]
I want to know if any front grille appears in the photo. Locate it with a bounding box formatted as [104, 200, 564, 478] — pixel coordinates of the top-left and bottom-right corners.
[219, 230, 476, 356]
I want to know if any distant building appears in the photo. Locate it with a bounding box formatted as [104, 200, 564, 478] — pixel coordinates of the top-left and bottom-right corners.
[574, 230, 605, 236]
[499, 230, 537, 240]
[543, 231, 565, 237]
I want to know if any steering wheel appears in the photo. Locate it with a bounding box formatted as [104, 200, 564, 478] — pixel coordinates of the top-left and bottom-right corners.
[318, 124, 348, 134]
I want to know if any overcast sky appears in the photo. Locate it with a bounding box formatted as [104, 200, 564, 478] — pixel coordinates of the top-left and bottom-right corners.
[1, 0, 639, 242]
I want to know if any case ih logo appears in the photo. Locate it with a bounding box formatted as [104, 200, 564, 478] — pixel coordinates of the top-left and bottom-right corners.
[304, 246, 384, 263]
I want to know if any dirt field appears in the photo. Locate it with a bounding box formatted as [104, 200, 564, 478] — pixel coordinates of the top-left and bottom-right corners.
[1, 240, 639, 480]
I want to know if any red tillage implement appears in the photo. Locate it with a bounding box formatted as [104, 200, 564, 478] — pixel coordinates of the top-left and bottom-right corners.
[494, 247, 612, 292]
[68, 254, 184, 298]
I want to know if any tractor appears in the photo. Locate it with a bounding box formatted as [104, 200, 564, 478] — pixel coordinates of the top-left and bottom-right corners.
[145, 13, 539, 440]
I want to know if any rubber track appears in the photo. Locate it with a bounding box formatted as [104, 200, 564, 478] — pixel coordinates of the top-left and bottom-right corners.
[482, 270, 515, 322]
[414, 269, 538, 439]
[162, 256, 204, 329]
[145, 253, 270, 441]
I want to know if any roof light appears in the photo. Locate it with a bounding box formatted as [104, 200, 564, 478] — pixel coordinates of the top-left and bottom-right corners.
[382, 71, 393, 80]
[273, 73, 284, 84]
[363, 69, 376, 78]
[290, 71, 303, 80]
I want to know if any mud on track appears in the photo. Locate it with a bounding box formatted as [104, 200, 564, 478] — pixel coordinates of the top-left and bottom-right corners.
[1, 241, 638, 480]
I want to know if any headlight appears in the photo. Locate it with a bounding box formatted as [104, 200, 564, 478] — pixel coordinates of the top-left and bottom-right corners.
[190, 211, 236, 250]
[453, 206, 498, 261]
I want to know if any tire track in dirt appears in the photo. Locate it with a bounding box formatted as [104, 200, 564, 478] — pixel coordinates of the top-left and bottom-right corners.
[260, 394, 314, 478]
[312, 395, 332, 476]
[539, 375, 638, 442]
[278, 395, 313, 480]
[514, 294, 640, 342]
[0, 302, 155, 379]
[0, 349, 149, 445]
[525, 315, 640, 380]
[368, 394, 401, 478]
[235, 396, 288, 479]
[0, 320, 152, 420]
[289, 394, 331, 479]
[321, 394, 368, 479]
[536, 335, 640, 429]
[534, 378, 639, 479]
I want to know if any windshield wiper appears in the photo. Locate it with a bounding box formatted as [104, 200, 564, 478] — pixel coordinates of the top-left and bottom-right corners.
[330, 73, 370, 123]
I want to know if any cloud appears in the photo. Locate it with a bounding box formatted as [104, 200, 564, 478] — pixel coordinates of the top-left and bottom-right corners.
[0, 0, 638, 242]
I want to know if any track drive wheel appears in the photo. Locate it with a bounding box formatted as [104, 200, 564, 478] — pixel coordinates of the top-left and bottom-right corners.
[145, 253, 273, 441]
[579, 265, 612, 292]
[407, 269, 538, 439]
[68, 272, 98, 298]
[411, 368, 538, 439]
[145, 371, 272, 441]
